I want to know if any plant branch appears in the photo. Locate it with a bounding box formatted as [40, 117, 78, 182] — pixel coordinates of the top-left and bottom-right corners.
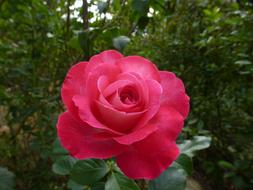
[66, 0, 71, 35]
[82, 0, 89, 30]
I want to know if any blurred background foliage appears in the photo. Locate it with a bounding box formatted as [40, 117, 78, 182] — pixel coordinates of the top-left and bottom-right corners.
[0, 0, 253, 189]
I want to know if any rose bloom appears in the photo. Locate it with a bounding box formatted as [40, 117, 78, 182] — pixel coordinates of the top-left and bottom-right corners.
[57, 50, 190, 179]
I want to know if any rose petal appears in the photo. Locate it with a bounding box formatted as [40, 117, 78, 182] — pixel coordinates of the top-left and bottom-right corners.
[117, 56, 160, 81]
[134, 79, 162, 129]
[97, 75, 109, 93]
[73, 95, 124, 135]
[101, 72, 148, 112]
[148, 106, 184, 141]
[106, 92, 142, 112]
[86, 63, 121, 100]
[116, 72, 149, 106]
[57, 112, 126, 159]
[90, 50, 123, 65]
[86, 50, 123, 76]
[97, 76, 113, 107]
[95, 101, 146, 133]
[116, 107, 183, 179]
[116, 141, 179, 179]
[113, 123, 157, 145]
[61, 62, 88, 115]
[114, 105, 183, 146]
[160, 71, 190, 118]
[103, 80, 133, 97]
[98, 78, 142, 111]
[112, 79, 162, 145]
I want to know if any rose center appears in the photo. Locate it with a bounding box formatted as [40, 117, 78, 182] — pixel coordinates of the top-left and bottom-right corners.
[119, 86, 139, 105]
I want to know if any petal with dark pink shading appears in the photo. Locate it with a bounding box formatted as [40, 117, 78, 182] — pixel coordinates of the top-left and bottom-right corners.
[116, 107, 183, 179]
[73, 95, 124, 135]
[113, 123, 157, 145]
[160, 71, 190, 119]
[117, 56, 160, 81]
[116, 140, 179, 179]
[112, 79, 162, 145]
[57, 112, 126, 159]
[134, 79, 162, 129]
[61, 62, 87, 115]
[86, 50, 123, 75]
[85, 63, 121, 100]
[95, 101, 146, 133]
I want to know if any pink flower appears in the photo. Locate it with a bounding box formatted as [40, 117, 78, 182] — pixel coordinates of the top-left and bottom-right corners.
[57, 50, 190, 179]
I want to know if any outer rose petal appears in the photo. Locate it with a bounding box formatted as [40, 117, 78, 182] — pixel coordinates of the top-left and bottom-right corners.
[90, 50, 123, 64]
[57, 112, 126, 159]
[117, 56, 160, 81]
[116, 141, 179, 179]
[61, 62, 88, 115]
[116, 107, 183, 179]
[160, 71, 190, 118]
[148, 106, 184, 141]
[86, 50, 123, 75]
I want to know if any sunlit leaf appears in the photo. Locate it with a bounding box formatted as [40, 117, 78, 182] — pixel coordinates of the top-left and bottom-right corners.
[113, 36, 130, 51]
[149, 163, 187, 190]
[178, 136, 211, 157]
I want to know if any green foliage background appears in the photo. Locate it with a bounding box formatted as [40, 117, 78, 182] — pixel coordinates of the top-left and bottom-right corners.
[0, 0, 253, 189]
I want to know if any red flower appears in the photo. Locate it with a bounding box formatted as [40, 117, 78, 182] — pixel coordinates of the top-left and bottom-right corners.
[57, 50, 190, 179]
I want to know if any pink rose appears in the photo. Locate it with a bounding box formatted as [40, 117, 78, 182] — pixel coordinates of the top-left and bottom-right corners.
[57, 50, 190, 179]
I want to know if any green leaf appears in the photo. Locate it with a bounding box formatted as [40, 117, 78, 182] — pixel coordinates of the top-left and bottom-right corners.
[0, 167, 15, 190]
[178, 136, 211, 157]
[67, 179, 84, 190]
[176, 154, 193, 176]
[113, 36, 130, 51]
[105, 172, 140, 190]
[92, 182, 105, 190]
[70, 159, 109, 186]
[52, 156, 77, 175]
[148, 163, 187, 190]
